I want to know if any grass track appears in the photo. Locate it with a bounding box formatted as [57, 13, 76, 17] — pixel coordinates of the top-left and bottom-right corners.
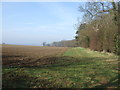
[2, 47, 119, 88]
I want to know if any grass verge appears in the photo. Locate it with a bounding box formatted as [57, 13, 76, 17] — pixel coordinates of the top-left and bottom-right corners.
[2, 47, 119, 88]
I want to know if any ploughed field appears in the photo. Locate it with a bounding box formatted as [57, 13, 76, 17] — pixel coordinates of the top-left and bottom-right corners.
[2, 45, 120, 88]
[2, 45, 68, 67]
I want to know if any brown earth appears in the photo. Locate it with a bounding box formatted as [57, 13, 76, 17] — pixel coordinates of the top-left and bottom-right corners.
[2, 44, 68, 67]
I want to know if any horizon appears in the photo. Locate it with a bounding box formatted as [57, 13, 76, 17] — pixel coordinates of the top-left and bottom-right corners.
[2, 2, 84, 46]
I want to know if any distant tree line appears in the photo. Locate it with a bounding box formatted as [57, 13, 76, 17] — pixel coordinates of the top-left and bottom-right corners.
[42, 2, 120, 55]
[51, 40, 76, 47]
[75, 2, 120, 55]
[42, 40, 76, 47]
[42, 42, 51, 46]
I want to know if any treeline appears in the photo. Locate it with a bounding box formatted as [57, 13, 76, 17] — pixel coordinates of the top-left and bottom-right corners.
[51, 40, 76, 47]
[75, 2, 120, 55]
[43, 40, 76, 47]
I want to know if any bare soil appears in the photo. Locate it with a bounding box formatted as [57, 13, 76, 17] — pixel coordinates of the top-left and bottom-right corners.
[2, 44, 68, 67]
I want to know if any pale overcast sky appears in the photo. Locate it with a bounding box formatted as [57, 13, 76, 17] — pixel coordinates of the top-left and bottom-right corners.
[2, 2, 84, 46]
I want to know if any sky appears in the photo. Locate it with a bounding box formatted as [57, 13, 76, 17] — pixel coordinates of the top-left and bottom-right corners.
[2, 2, 84, 46]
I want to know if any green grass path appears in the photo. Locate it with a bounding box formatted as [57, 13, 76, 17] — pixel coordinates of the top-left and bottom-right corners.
[3, 47, 119, 88]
